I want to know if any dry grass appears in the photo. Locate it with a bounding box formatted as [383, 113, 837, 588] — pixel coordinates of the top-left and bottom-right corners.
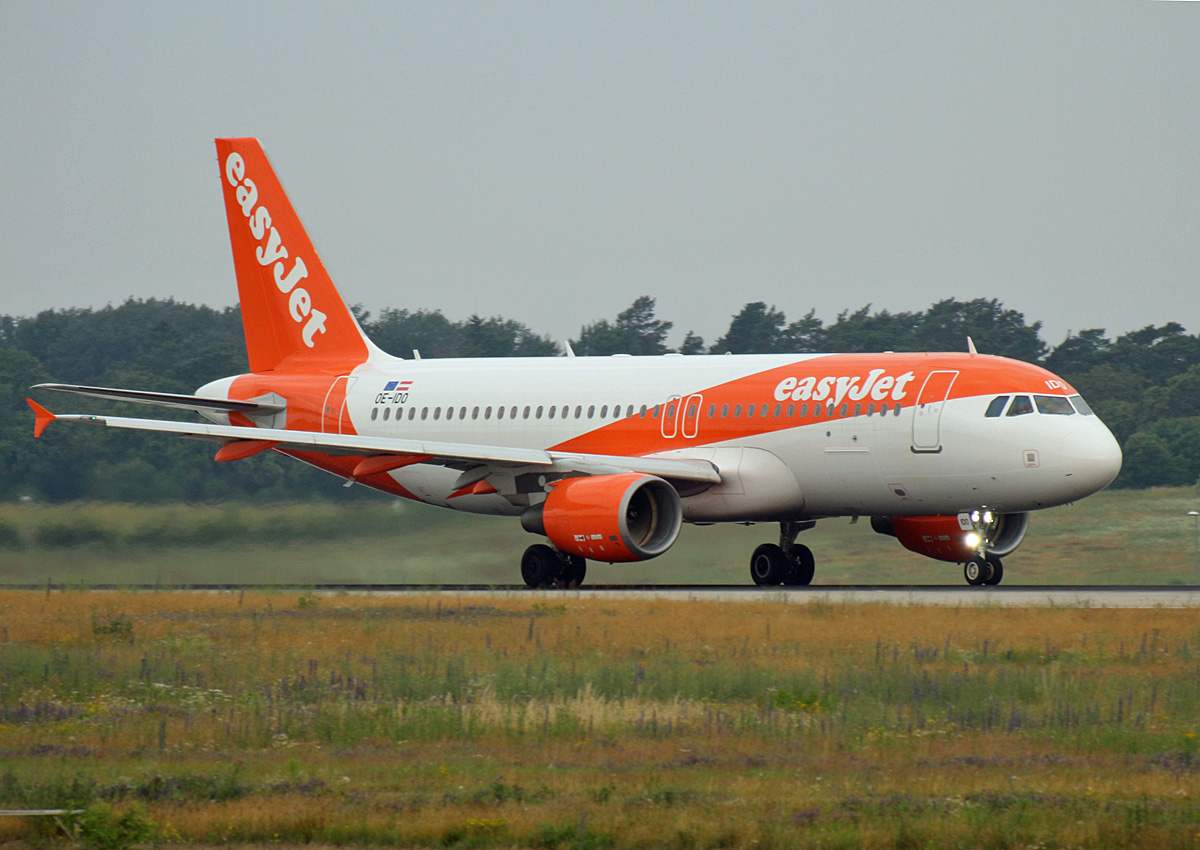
[3, 590, 1200, 848]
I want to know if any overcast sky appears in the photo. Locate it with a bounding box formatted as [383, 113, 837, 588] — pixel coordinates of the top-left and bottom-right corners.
[3, 2, 1198, 352]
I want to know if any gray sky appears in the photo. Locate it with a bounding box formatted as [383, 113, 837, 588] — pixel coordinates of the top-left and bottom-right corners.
[3, 2, 1198, 352]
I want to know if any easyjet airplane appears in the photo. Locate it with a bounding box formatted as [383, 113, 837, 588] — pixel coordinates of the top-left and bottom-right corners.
[27, 138, 1123, 588]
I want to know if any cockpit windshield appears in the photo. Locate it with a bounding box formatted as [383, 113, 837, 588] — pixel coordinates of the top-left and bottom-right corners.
[1069, 394, 1095, 415]
[1006, 396, 1034, 417]
[1034, 395, 1076, 416]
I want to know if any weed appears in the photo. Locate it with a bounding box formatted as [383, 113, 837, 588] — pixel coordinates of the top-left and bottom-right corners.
[70, 802, 156, 850]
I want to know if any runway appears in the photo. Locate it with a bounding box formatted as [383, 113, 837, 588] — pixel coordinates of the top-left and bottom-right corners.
[4, 583, 1200, 607]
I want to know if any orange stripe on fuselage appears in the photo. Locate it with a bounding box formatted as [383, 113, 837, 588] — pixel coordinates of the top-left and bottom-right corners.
[550, 353, 1075, 457]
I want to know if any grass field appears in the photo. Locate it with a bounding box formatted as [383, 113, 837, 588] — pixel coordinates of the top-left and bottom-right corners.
[2, 590, 1200, 849]
[0, 486, 1198, 586]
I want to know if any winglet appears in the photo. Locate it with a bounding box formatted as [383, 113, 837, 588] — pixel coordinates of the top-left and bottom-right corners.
[27, 399, 56, 438]
[967, 336, 978, 356]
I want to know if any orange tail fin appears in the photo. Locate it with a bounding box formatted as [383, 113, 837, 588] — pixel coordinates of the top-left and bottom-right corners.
[215, 138, 374, 373]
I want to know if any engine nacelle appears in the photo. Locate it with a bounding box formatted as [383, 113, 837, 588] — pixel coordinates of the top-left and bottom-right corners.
[871, 512, 1030, 563]
[521, 473, 682, 562]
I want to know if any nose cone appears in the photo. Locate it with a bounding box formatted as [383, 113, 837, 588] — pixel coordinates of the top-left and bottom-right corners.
[1061, 420, 1123, 497]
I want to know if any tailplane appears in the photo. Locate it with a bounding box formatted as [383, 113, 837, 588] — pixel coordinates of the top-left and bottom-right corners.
[216, 138, 379, 372]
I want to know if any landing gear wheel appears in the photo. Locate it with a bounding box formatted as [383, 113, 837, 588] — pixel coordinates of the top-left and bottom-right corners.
[982, 557, 1003, 586]
[785, 544, 815, 586]
[751, 543, 791, 586]
[964, 557, 996, 587]
[521, 544, 562, 588]
[558, 555, 587, 588]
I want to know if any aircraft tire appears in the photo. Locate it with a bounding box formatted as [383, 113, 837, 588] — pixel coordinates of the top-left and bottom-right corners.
[522, 544, 562, 588]
[982, 557, 1004, 586]
[786, 544, 816, 586]
[963, 557, 994, 587]
[750, 543, 791, 586]
[559, 555, 587, 588]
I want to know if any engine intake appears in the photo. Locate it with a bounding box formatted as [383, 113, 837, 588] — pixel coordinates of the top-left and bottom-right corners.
[521, 473, 682, 562]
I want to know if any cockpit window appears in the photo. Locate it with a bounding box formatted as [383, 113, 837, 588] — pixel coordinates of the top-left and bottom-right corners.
[1069, 394, 1095, 416]
[985, 396, 1009, 418]
[1034, 395, 1076, 416]
[1006, 395, 1034, 417]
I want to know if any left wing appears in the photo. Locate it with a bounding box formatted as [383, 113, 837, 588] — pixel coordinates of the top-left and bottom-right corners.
[26, 400, 722, 486]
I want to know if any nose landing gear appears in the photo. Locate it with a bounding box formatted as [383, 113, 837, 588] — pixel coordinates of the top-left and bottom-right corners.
[963, 555, 1004, 587]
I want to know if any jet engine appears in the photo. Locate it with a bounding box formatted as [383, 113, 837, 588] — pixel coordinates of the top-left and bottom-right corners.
[521, 473, 682, 562]
[871, 512, 1030, 563]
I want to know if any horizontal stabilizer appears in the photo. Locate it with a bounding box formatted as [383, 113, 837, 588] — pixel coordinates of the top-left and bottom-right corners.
[31, 384, 285, 415]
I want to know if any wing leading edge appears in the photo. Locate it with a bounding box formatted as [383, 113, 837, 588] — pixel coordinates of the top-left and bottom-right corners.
[27, 401, 722, 486]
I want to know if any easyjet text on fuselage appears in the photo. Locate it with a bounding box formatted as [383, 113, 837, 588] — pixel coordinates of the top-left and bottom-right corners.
[773, 369, 917, 407]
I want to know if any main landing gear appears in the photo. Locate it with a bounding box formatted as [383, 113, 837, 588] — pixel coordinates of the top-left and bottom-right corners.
[521, 544, 587, 588]
[964, 555, 1004, 587]
[750, 521, 817, 586]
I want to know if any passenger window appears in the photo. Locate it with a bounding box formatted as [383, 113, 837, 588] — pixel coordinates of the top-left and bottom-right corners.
[460, 407, 467, 420]
[547, 406, 555, 419]
[1035, 395, 1075, 415]
[866, 403, 874, 416]
[627, 405, 635, 418]
[587, 405, 595, 419]
[734, 404, 742, 417]
[721, 404, 729, 418]
[536, 406, 543, 419]
[433, 407, 441, 420]
[880, 403, 888, 416]
[379, 408, 387, 421]
[408, 407, 416, 420]
[472, 406, 480, 420]
[707, 404, 716, 418]
[576, 405, 583, 418]
[985, 396, 1009, 418]
[774, 404, 782, 417]
[523, 406, 531, 419]
[893, 403, 902, 416]
[1070, 394, 1094, 415]
[746, 404, 755, 418]
[800, 403, 808, 417]
[446, 407, 453, 421]
[600, 405, 608, 418]
[839, 403, 848, 417]
[853, 403, 861, 417]
[787, 403, 795, 417]
[762, 404, 770, 417]
[484, 406, 492, 420]
[421, 407, 429, 420]
[510, 406, 518, 419]
[497, 406, 505, 420]
[639, 405, 648, 417]
[1006, 396, 1033, 417]
[688, 403, 697, 418]
[652, 405, 661, 418]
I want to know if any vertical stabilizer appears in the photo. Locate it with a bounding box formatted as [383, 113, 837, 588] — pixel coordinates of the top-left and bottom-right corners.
[216, 138, 375, 373]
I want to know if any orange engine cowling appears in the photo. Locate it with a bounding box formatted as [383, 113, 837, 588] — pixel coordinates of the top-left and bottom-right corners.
[520, 473, 682, 563]
[871, 513, 1030, 563]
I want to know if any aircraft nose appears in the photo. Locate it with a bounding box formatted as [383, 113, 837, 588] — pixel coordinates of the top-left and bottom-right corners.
[1061, 421, 1123, 496]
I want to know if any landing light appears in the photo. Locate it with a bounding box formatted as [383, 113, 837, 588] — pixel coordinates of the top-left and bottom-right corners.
[970, 510, 981, 523]
[964, 532, 982, 549]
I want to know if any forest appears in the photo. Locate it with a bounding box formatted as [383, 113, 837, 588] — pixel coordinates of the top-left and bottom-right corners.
[1, 296, 1198, 503]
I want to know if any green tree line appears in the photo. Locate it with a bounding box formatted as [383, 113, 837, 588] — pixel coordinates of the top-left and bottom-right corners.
[1, 296, 1197, 502]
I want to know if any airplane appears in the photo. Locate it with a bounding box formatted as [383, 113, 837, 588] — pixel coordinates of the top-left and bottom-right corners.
[27, 138, 1123, 588]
